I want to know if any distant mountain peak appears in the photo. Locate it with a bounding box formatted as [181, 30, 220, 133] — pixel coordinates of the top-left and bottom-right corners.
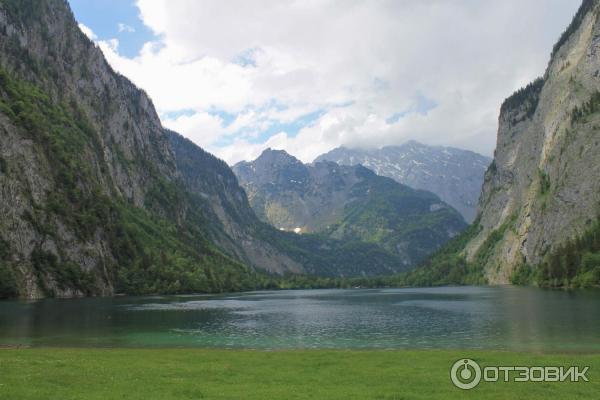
[249, 148, 302, 168]
[259, 147, 297, 159]
[315, 142, 491, 222]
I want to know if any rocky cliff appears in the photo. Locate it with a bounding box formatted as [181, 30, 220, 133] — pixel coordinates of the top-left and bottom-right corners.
[234, 149, 467, 268]
[0, 0, 262, 298]
[0, 0, 406, 298]
[316, 141, 491, 223]
[464, 0, 600, 283]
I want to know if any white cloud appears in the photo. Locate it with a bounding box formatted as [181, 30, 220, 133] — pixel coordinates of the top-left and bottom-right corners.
[101, 38, 120, 53]
[163, 112, 226, 148]
[89, 0, 580, 164]
[99, 43, 255, 112]
[118, 23, 135, 33]
[78, 23, 97, 40]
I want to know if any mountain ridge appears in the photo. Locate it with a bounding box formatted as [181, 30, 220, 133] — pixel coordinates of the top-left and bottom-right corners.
[233, 148, 467, 269]
[315, 141, 491, 222]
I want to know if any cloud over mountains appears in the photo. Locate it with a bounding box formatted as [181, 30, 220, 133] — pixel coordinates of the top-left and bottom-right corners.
[82, 0, 579, 164]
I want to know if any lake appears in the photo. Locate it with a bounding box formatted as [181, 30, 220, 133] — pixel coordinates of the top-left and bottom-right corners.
[1, 286, 599, 351]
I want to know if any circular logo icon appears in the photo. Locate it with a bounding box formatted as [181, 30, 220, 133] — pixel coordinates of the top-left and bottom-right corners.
[450, 358, 482, 390]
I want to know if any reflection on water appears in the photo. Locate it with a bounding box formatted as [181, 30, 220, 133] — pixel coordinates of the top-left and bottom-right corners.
[0, 286, 599, 351]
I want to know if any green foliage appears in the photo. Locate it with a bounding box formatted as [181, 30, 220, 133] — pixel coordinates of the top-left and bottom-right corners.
[538, 169, 551, 195]
[108, 202, 261, 295]
[283, 215, 486, 289]
[500, 77, 544, 122]
[0, 237, 8, 259]
[535, 215, 600, 288]
[31, 249, 96, 295]
[0, 66, 111, 239]
[537, 169, 552, 211]
[396, 216, 487, 286]
[144, 178, 186, 220]
[471, 215, 516, 268]
[0, 0, 44, 27]
[510, 264, 534, 285]
[0, 263, 18, 298]
[551, 0, 596, 58]
[318, 215, 490, 288]
[0, 238, 18, 298]
[329, 171, 467, 266]
[255, 224, 402, 277]
[571, 90, 600, 124]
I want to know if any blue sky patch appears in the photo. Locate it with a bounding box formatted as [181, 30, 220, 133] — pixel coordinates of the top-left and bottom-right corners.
[161, 109, 197, 120]
[212, 108, 325, 148]
[386, 110, 411, 124]
[249, 109, 325, 144]
[387, 94, 438, 124]
[233, 47, 261, 67]
[68, 0, 158, 58]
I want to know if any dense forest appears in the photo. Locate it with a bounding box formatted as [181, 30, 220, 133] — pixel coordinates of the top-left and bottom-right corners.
[512, 216, 600, 287]
[257, 214, 600, 291]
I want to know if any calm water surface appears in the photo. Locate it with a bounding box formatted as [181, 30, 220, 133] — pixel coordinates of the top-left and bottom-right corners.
[1, 286, 599, 351]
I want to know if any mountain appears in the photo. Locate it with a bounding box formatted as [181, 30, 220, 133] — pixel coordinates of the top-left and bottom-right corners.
[408, 0, 600, 287]
[233, 149, 467, 268]
[0, 0, 404, 298]
[315, 141, 491, 222]
[168, 132, 404, 278]
[0, 0, 265, 298]
[462, 0, 600, 284]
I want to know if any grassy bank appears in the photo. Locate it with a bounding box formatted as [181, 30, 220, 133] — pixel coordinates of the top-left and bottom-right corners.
[0, 348, 598, 399]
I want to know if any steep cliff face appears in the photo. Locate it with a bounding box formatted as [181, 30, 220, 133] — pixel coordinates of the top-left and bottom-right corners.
[0, 0, 411, 298]
[234, 149, 467, 268]
[465, 0, 600, 283]
[0, 0, 163, 297]
[167, 132, 304, 275]
[316, 141, 491, 223]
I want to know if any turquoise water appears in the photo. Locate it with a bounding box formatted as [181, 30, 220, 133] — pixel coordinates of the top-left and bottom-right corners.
[1, 286, 599, 351]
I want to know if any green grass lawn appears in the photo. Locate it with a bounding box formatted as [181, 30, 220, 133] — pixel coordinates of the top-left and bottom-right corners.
[0, 348, 598, 399]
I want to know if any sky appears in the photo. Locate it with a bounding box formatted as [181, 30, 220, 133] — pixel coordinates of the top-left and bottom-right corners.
[68, 0, 581, 165]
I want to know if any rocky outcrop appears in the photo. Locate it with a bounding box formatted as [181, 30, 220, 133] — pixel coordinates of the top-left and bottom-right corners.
[316, 141, 491, 223]
[464, 0, 600, 283]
